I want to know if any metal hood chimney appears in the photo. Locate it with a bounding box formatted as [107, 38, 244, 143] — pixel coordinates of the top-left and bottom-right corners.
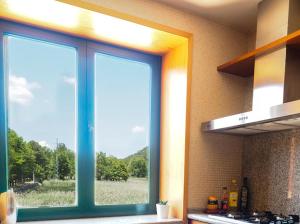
[202, 0, 300, 135]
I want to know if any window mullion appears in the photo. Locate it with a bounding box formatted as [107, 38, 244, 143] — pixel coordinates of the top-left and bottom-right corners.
[0, 30, 8, 193]
[77, 44, 95, 210]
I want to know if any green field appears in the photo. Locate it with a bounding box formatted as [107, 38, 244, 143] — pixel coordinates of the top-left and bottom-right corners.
[16, 178, 148, 207]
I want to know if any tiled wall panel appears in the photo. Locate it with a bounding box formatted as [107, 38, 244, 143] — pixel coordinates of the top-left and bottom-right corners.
[243, 130, 300, 215]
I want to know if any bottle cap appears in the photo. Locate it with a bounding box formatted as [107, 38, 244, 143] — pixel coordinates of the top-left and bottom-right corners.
[208, 196, 217, 201]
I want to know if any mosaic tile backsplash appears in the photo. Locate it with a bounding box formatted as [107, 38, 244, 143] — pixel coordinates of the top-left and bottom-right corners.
[243, 129, 300, 215]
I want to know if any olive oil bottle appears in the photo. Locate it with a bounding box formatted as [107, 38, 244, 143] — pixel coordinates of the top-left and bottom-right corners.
[229, 179, 239, 211]
[239, 177, 249, 212]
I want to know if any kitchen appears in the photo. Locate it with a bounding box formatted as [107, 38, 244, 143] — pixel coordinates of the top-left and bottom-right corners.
[190, 0, 300, 223]
[0, 0, 300, 224]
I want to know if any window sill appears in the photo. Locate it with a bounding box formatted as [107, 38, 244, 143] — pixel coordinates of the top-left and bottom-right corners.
[18, 215, 182, 224]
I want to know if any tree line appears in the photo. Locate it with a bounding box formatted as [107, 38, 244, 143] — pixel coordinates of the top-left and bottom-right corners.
[96, 148, 148, 181]
[8, 129, 148, 186]
[8, 129, 75, 186]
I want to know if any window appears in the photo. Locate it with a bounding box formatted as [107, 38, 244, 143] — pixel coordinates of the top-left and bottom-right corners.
[0, 21, 161, 221]
[6, 35, 77, 208]
[94, 53, 151, 205]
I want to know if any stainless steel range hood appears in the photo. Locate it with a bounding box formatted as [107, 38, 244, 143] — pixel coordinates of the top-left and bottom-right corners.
[202, 0, 300, 135]
[202, 100, 300, 135]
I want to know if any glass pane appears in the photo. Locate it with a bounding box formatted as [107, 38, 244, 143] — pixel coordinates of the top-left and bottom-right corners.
[94, 53, 150, 205]
[5, 35, 77, 208]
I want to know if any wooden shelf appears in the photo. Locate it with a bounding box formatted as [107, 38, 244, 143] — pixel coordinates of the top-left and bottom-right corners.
[218, 29, 300, 77]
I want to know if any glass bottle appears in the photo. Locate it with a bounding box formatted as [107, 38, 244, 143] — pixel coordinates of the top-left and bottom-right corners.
[240, 177, 249, 212]
[221, 187, 229, 213]
[229, 179, 239, 211]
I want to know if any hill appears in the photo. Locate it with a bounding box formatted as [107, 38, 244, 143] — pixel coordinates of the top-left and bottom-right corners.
[123, 147, 148, 164]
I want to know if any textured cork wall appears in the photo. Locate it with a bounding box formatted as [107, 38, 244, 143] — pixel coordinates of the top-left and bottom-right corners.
[80, 0, 251, 210]
[243, 130, 300, 215]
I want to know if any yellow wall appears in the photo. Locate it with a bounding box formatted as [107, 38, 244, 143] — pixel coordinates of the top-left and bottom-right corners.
[0, 192, 7, 222]
[0, 0, 189, 54]
[81, 0, 250, 210]
[161, 41, 189, 219]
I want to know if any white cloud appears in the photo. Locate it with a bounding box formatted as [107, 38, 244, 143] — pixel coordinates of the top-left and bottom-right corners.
[131, 125, 145, 133]
[38, 140, 50, 148]
[9, 75, 41, 105]
[63, 76, 76, 86]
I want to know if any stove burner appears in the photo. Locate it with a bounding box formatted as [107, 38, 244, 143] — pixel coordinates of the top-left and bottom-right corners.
[222, 211, 299, 224]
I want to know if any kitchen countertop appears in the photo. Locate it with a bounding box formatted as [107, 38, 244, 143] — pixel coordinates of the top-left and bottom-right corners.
[188, 213, 247, 224]
[18, 215, 182, 224]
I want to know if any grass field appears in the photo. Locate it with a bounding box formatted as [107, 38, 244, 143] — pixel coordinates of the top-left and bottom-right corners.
[16, 178, 148, 208]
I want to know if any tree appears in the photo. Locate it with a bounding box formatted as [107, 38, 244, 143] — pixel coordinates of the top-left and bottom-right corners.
[28, 141, 50, 183]
[22, 143, 35, 181]
[8, 129, 76, 185]
[128, 157, 147, 178]
[96, 152, 107, 181]
[8, 129, 33, 185]
[8, 128, 151, 185]
[67, 149, 75, 180]
[56, 143, 74, 180]
[96, 153, 129, 181]
[103, 156, 129, 181]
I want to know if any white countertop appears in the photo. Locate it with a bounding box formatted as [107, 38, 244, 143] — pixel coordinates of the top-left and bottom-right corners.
[188, 214, 247, 224]
[18, 215, 182, 224]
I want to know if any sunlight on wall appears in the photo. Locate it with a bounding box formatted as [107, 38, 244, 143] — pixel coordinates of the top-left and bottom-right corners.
[7, 0, 79, 28]
[1, 0, 189, 54]
[168, 70, 187, 139]
[6, 0, 154, 48]
[0, 192, 7, 222]
[92, 13, 154, 47]
[160, 42, 189, 219]
[162, 68, 187, 218]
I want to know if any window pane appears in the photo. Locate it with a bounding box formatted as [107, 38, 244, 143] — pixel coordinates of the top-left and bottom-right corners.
[5, 35, 77, 208]
[94, 53, 150, 205]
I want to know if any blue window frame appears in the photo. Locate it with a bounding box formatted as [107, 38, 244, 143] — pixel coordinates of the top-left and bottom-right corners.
[0, 20, 161, 222]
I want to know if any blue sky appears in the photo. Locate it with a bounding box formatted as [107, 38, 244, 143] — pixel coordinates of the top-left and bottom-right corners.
[7, 35, 150, 158]
[95, 53, 150, 158]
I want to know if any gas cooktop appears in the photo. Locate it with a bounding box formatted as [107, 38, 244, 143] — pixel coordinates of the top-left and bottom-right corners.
[208, 211, 299, 224]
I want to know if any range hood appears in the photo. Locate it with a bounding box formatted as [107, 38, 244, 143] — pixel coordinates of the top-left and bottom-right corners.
[202, 100, 300, 135]
[202, 0, 300, 135]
